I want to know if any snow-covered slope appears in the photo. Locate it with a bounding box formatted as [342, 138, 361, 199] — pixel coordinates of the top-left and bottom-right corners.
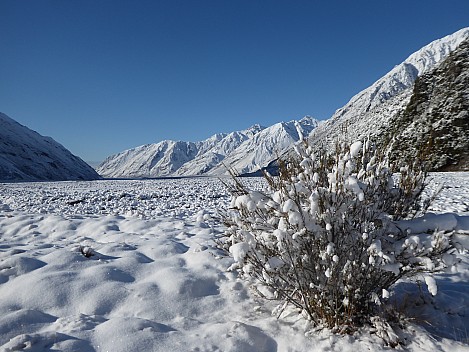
[99, 28, 469, 178]
[98, 140, 199, 178]
[0, 112, 100, 181]
[175, 124, 264, 176]
[388, 37, 469, 171]
[98, 117, 318, 178]
[308, 27, 469, 148]
[98, 125, 264, 178]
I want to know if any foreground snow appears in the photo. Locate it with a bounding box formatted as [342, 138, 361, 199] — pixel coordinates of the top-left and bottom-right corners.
[0, 174, 468, 351]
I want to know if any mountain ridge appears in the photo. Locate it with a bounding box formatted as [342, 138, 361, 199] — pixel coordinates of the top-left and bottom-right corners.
[387, 37, 469, 171]
[97, 117, 318, 178]
[332, 27, 469, 121]
[99, 27, 469, 177]
[307, 27, 469, 151]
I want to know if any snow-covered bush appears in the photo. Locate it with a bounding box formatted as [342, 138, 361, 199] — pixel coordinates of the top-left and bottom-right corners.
[222, 139, 459, 333]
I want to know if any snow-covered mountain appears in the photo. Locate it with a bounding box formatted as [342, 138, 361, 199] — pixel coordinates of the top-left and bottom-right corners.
[0, 112, 100, 181]
[99, 28, 469, 178]
[308, 27, 469, 149]
[387, 37, 469, 171]
[98, 140, 199, 178]
[98, 117, 318, 178]
[174, 124, 264, 176]
[208, 116, 319, 175]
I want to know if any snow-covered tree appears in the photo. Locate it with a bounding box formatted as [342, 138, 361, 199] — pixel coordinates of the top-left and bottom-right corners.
[222, 139, 460, 336]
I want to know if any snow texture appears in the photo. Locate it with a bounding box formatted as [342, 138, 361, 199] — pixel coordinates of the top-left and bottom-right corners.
[0, 172, 468, 351]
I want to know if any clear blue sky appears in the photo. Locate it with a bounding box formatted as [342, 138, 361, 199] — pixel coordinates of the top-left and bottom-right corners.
[1, 0, 468, 162]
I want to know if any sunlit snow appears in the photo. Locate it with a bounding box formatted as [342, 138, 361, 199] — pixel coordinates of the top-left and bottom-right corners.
[0, 173, 468, 351]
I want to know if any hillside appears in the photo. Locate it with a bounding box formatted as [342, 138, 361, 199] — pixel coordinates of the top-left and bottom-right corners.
[97, 28, 469, 177]
[0, 113, 100, 181]
[307, 27, 469, 152]
[387, 38, 469, 171]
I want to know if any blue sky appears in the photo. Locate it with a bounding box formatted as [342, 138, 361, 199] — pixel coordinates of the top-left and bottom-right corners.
[1, 1, 468, 162]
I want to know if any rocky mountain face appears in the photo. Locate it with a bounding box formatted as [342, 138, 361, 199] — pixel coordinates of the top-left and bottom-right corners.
[97, 117, 319, 178]
[307, 27, 469, 153]
[0, 112, 100, 181]
[387, 38, 469, 171]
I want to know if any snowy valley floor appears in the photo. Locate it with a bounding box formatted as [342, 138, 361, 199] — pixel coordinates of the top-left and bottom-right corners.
[0, 174, 468, 351]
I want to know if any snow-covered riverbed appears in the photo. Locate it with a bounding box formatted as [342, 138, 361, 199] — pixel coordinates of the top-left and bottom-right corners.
[0, 174, 468, 351]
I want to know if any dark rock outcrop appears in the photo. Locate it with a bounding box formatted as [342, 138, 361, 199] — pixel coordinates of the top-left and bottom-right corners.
[388, 39, 469, 171]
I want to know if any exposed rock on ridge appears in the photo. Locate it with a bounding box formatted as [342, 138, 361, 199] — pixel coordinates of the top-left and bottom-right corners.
[307, 27, 469, 150]
[388, 38, 469, 171]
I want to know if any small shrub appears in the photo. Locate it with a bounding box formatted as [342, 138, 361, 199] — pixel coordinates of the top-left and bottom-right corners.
[221, 139, 459, 335]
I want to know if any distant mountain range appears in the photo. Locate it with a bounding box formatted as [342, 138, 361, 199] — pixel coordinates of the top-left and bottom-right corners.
[97, 117, 319, 178]
[0, 112, 99, 181]
[2, 28, 468, 181]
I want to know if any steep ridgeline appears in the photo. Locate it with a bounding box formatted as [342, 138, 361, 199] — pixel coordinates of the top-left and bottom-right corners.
[98, 117, 318, 178]
[0, 112, 100, 181]
[307, 27, 469, 149]
[208, 116, 319, 175]
[174, 124, 263, 176]
[387, 38, 469, 171]
[98, 140, 200, 178]
[98, 124, 263, 178]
